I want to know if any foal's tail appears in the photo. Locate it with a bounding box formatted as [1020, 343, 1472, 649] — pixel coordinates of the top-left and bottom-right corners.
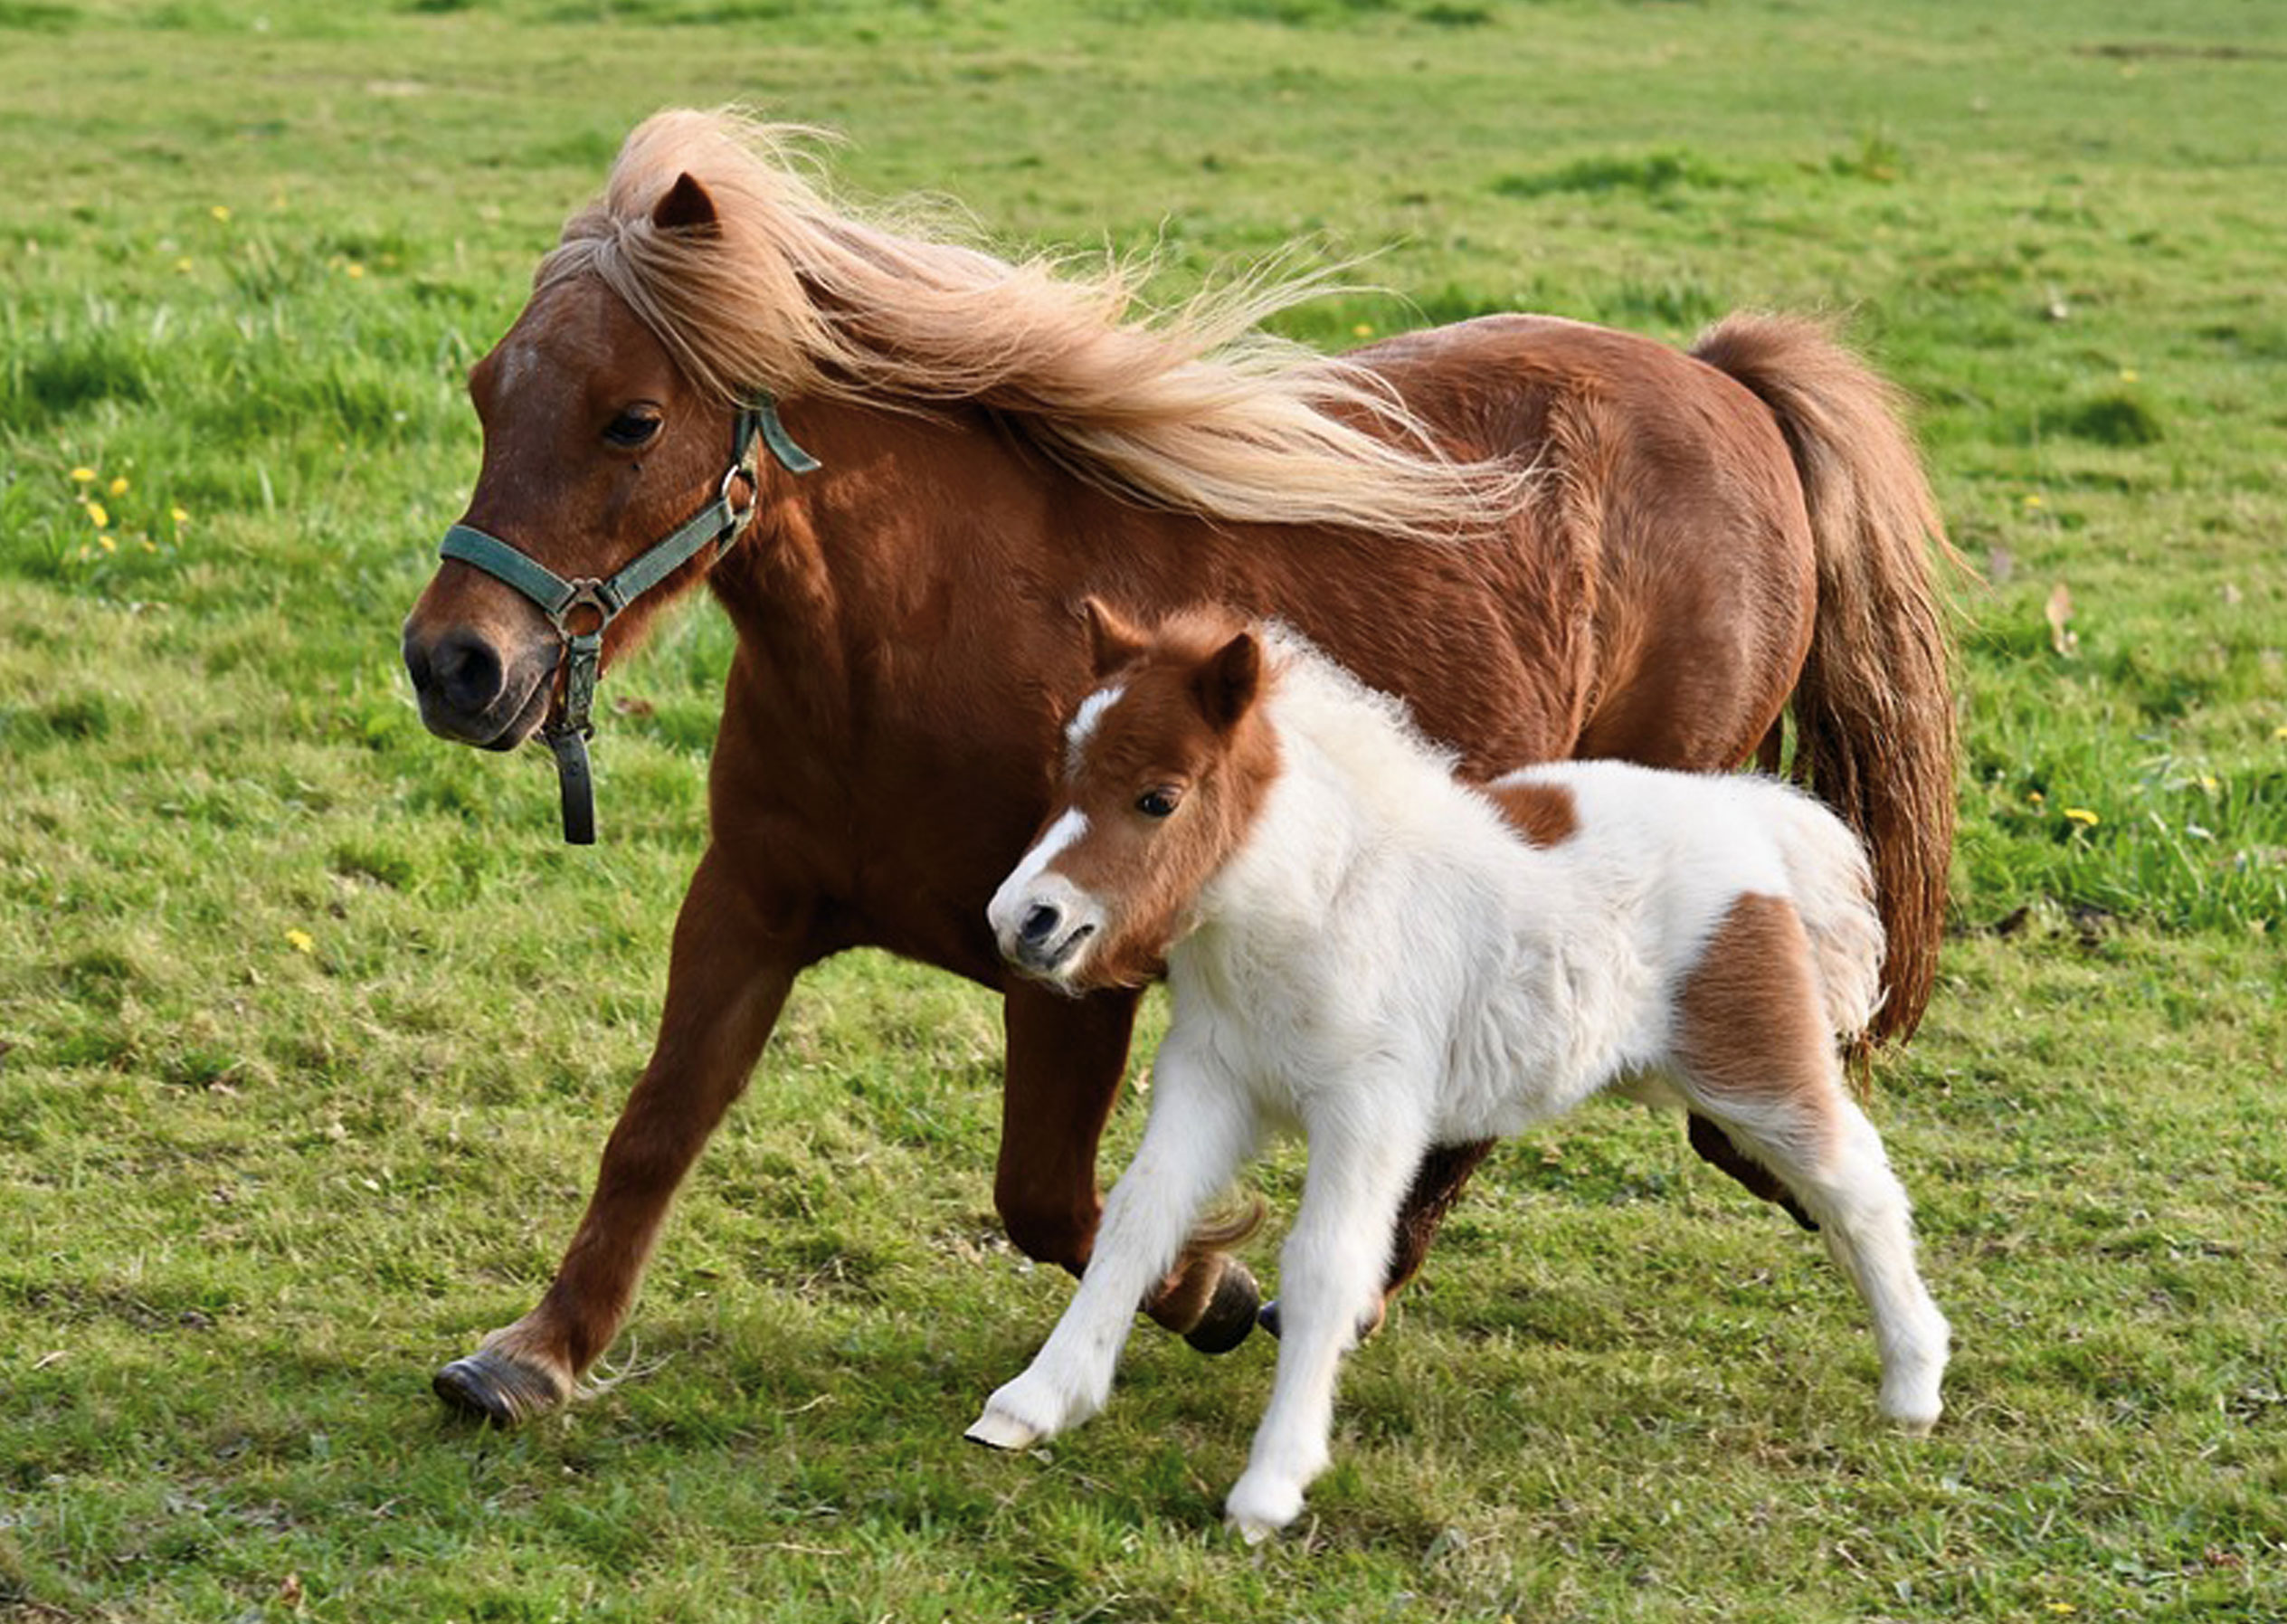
[1693, 313, 1960, 1043]
[1773, 790, 1889, 1046]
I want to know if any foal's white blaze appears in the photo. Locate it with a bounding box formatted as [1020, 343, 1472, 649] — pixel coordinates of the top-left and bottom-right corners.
[987, 808, 1105, 980]
[1064, 683, 1125, 774]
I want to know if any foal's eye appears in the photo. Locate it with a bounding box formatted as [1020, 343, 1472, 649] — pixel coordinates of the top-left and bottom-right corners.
[603, 408, 663, 448]
[1136, 787, 1181, 819]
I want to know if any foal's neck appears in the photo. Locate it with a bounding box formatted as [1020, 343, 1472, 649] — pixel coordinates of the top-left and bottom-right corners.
[1201, 646, 1460, 927]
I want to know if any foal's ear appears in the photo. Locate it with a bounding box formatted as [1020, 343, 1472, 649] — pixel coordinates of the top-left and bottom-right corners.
[652, 172, 722, 236]
[1078, 596, 1148, 679]
[1194, 631, 1262, 735]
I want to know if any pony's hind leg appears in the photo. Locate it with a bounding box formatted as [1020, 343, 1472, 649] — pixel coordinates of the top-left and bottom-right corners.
[1674, 895, 1949, 1433]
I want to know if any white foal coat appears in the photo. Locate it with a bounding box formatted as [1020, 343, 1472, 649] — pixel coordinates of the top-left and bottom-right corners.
[972, 636, 1947, 1540]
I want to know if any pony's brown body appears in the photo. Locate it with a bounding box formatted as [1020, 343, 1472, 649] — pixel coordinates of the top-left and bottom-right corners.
[402, 114, 1952, 1423]
[717, 316, 1815, 973]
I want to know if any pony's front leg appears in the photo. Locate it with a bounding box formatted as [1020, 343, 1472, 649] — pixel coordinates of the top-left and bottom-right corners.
[1225, 1104, 1429, 1543]
[968, 1059, 1257, 1450]
[998, 982, 1261, 1352]
[433, 846, 803, 1424]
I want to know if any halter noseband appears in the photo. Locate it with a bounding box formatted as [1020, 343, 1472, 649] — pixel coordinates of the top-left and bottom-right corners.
[436, 395, 820, 844]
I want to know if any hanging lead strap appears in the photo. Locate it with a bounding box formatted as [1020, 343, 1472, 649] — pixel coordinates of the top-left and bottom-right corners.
[435, 394, 818, 845]
[546, 727, 597, 845]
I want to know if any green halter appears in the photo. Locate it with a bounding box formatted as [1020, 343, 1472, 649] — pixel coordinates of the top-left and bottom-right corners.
[436, 395, 820, 844]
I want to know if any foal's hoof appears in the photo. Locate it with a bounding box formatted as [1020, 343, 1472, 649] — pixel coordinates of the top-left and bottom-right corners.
[1257, 1297, 1281, 1340]
[433, 1346, 568, 1426]
[1183, 1258, 1260, 1354]
[964, 1407, 1045, 1452]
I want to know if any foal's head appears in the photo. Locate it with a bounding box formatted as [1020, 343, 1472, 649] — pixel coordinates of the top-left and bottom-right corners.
[989, 601, 1283, 993]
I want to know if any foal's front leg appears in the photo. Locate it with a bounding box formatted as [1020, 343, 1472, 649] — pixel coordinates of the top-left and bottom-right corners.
[1225, 1099, 1429, 1542]
[968, 1057, 1257, 1450]
[997, 983, 1261, 1352]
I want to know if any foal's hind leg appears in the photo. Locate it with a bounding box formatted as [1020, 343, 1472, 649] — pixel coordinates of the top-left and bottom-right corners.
[1674, 896, 1948, 1432]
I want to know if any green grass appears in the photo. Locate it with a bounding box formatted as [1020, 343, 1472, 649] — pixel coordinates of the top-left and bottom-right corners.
[4, 1, 2284, 1618]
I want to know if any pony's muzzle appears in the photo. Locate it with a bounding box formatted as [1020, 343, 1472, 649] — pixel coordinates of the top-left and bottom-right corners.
[402, 621, 552, 750]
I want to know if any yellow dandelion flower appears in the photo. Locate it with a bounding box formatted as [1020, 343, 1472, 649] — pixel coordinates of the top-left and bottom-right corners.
[2064, 807, 2100, 826]
[2198, 774, 2219, 793]
[176, 258, 195, 273]
[98, 534, 117, 553]
[107, 475, 128, 497]
[86, 501, 109, 528]
[1351, 322, 1374, 337]
[211, 204, 232, 223]
[346, 262, 366, 280]
[286, 928, 316, 954]
[2119, 368, 2139, 384]
[70, 466, 96, 483]
[2047, 1606, 2077, 1617]
[2274, 725, 2287, 741]
[140, 538, 157, 554]
[171, 506, 191, 526]
[2023, 494, 2046, 508]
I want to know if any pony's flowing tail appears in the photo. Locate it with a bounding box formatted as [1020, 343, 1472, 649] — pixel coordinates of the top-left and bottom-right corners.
[1693, 314, 1959, 1042]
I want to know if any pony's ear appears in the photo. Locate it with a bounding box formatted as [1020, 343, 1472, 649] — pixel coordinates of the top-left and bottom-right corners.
[1079, 596, 1148, 679]
[652, 172, 721, 236]
[1193, 631, 1262, 735]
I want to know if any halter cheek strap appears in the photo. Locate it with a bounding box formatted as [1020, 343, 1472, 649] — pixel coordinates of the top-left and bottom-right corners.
[436, 394, 820, 844]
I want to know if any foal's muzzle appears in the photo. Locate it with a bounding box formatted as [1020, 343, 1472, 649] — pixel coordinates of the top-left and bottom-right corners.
[1006, 901, 1097, 978]
[990, 880, 1104, 984]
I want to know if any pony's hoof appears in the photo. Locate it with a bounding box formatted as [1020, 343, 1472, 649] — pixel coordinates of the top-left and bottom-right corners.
[433, 1346, 568, 1426]
[1257, 1297, 1281, 1340]
[1184, 1258, 1260, 1354]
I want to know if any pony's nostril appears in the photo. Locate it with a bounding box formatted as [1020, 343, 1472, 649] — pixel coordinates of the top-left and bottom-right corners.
[430, 629, 507, 715]
[1019, 903, 1063, 947]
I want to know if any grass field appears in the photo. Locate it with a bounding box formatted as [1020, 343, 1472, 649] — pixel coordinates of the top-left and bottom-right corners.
[4, 0, 2285, 1618]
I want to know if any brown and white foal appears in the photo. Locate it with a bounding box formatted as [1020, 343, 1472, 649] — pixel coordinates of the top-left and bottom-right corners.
[968, 602, 1948, 1540]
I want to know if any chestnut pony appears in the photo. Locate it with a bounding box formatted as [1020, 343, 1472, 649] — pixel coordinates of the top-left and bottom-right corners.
[401, 109, 1955, 1424]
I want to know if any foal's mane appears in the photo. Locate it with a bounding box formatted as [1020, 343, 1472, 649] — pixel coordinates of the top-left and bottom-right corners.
[540, 109, 1527, 542]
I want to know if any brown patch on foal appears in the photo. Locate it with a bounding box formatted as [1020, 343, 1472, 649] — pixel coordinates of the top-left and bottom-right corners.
[1483, 779, 1579, 847]
[1674, 892, 1842, 1165]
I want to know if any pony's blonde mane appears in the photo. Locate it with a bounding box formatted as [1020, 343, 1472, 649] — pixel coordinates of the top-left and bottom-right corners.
[539, 109, 1528, 541]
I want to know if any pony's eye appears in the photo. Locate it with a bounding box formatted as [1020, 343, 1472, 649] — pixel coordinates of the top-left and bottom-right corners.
[604, 408, 662, 448]
[1136, 787, 1181, 819]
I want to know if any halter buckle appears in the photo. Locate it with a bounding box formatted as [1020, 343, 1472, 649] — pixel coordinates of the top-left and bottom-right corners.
[718, 459, 758, 527]
[556, 578, 618, 640]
